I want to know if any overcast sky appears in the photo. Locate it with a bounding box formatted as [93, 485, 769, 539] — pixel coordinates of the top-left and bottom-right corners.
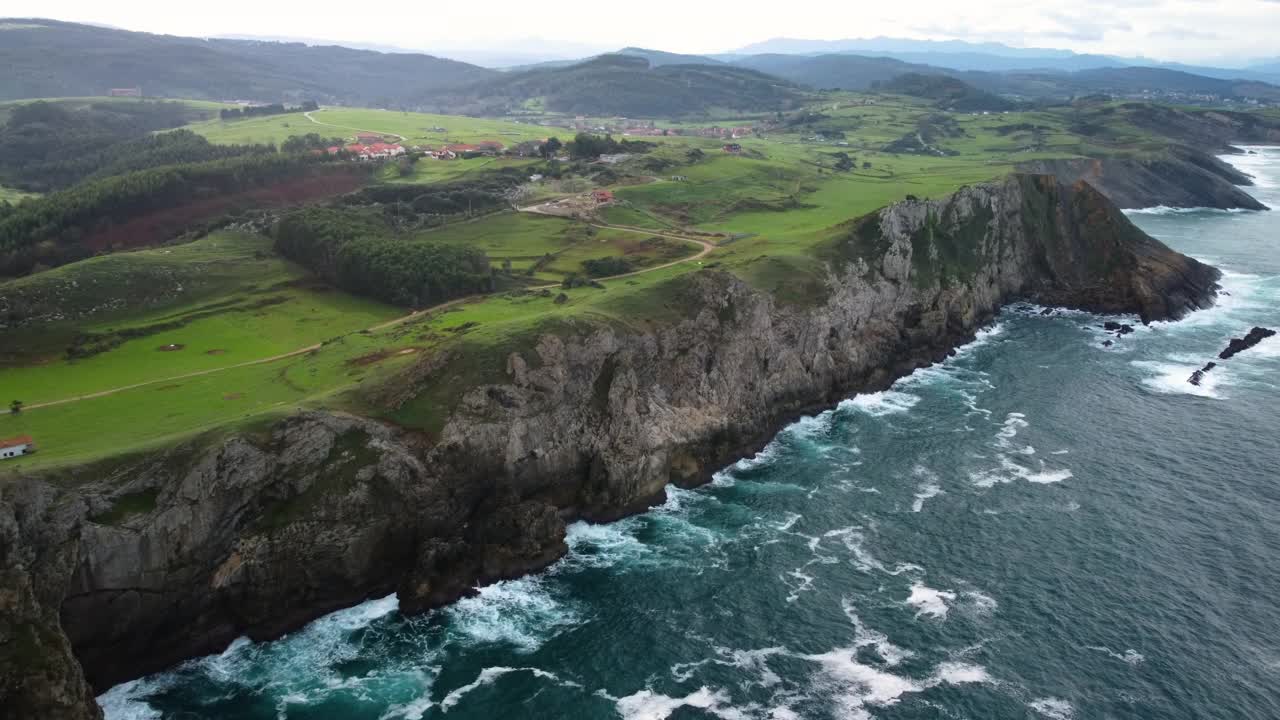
[14, 0, 1280, 65]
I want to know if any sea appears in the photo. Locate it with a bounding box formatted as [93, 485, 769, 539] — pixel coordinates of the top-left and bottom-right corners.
[100, 147, 1280, 720]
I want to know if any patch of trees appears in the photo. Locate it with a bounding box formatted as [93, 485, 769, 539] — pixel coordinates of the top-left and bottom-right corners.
[0, 153, 334, 276]
[218, 101, 318, 120]
[340, 168, 526, 220]
[567, 133, 655, 160]
[581, 256, 635, 277]
[280, 133, 342, 153]
[271, 207, 492, 306]
[0, 100, 207, 191]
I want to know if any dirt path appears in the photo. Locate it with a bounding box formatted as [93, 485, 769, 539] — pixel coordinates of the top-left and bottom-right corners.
[9, 215, 715, 414]
[303, 110, 408, 142]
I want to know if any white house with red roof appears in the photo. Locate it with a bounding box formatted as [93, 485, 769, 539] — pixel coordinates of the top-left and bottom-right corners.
[1, 435, 34, 459]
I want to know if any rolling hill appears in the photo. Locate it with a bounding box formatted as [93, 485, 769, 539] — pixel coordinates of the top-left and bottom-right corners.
[423, 54, 803, 117]
[0, 18, 496, 106]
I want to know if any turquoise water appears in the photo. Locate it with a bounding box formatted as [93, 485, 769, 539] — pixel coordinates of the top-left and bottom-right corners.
[101, 148, 1280, 720]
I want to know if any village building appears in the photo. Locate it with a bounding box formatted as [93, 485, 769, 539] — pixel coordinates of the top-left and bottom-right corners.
[1, 435, 34, 460]
[591, 190, 615, 204]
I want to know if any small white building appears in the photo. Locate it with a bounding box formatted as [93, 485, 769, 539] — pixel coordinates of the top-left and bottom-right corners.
[1, 435, 33, 459]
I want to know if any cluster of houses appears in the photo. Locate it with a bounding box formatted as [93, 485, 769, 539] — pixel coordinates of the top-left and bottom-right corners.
[621, 125, 755, 139]
[325, 134, 509, 162]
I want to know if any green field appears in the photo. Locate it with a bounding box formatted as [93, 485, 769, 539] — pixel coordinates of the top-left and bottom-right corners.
[1, 91, 1226, 471]
[186, 107, 565, 149]
[0, 185, 38, 203]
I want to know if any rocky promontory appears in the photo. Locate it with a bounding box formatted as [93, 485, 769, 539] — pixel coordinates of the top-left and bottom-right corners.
[0, 174, 1221, 719]
[1019, 145, 1268, 211]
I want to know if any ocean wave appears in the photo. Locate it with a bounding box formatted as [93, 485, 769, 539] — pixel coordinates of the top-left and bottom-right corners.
[905, 582, 957, 620]
[440, 666, 578, 711]
[445, 576, 578, 652]
[1123, 205, 1259, 216]
[1132, 360, 1226, 399]
[1030, 697, 1075, 719]
[613, 686, 739, 720]
[839, 390, 921, 417]
[1084, 645, 1145, 665]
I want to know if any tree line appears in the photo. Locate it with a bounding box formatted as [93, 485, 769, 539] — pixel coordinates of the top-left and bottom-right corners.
[218, 101, 318, 120]
[271, 206, 493, 307]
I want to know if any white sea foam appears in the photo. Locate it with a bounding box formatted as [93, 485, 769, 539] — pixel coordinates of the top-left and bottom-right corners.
[971, 454, 1072, 487]
[803, 645, 990, 719]
[440, 666, 574, 711]
[1133, 359, 1225, 399]
[1085, 645, 1146, 665]
[905, 582, 958, 620]
[446, 576, 577, 652]
[97, 679, 166, 720]
[840, 390, 921, 417]
[1123, 205, 1257, 215]
[1030, 697, 1075, 719]
[614, 686, 737, 720]
[910, 466, 944, 513]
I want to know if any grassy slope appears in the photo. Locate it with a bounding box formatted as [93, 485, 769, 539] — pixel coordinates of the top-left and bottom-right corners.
[1, 92, 1220, 471]
[186, 108, 561, 148]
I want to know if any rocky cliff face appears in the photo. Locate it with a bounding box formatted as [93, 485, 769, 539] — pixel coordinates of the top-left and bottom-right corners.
[1019, 145, 1268, 210]
[0, 174, 1220, 718]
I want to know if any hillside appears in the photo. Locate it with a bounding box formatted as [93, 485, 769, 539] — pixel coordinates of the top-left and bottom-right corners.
[880, 73, 1016, 111]
[0, 19, 495, 106]
[732, 53, 939, 90]
[425, 54, 804, 117]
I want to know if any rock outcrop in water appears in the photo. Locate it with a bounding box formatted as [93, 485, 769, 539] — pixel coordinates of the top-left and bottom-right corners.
[0, 174, 1222, 718]
[1019, 145, 1268, 211]
[1218, 327, 1277, 360]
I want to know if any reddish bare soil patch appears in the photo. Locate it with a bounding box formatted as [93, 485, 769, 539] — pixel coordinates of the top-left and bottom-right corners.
[85, 169, 368, 253]
[157, 344, 185, 352]
[347, 349, 394, 367]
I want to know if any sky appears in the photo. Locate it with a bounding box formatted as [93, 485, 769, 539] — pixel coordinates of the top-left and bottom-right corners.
[11, 0, 1280, 66]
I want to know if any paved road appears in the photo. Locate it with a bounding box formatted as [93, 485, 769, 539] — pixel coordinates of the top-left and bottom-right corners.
[10, 215, 715, 414]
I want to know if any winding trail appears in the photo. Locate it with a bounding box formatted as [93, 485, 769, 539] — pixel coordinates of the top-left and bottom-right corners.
[10, 212, 715, 414]
[303, 110, 408, 142]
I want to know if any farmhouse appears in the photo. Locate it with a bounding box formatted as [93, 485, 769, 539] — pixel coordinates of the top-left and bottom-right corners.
[1, 435, 34, 460]
[592, 190, 615, 204]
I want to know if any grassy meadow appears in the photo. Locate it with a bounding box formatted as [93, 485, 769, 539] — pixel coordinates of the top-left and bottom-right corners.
[1, 91, 1197, 470]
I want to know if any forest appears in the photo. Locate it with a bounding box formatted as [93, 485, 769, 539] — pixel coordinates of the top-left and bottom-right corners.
[271, 206, 494, 306]
[0, 99, 221, 191]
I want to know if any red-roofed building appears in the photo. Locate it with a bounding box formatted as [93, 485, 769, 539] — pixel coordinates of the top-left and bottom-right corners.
[592, 190, 615, 204]
[1, 435, 34, 459]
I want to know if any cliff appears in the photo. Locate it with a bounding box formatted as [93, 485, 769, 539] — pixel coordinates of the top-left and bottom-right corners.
[0, 174, 1220, 719]
[1019, 145, 1269, 211]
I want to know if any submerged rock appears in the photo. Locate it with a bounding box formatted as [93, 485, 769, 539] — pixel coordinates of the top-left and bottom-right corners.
[1188, 362, 1217, 386]
[1218, 327, 1277, 360]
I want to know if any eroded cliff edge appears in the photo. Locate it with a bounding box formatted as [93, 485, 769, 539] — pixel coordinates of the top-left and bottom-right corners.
[0, 174, 1221, 719]
[1019, 145, 1269, 211]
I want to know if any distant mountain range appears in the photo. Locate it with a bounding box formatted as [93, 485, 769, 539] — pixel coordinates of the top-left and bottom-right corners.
[724, 37, 1280, 85]
[2, 19, 1277, 116]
